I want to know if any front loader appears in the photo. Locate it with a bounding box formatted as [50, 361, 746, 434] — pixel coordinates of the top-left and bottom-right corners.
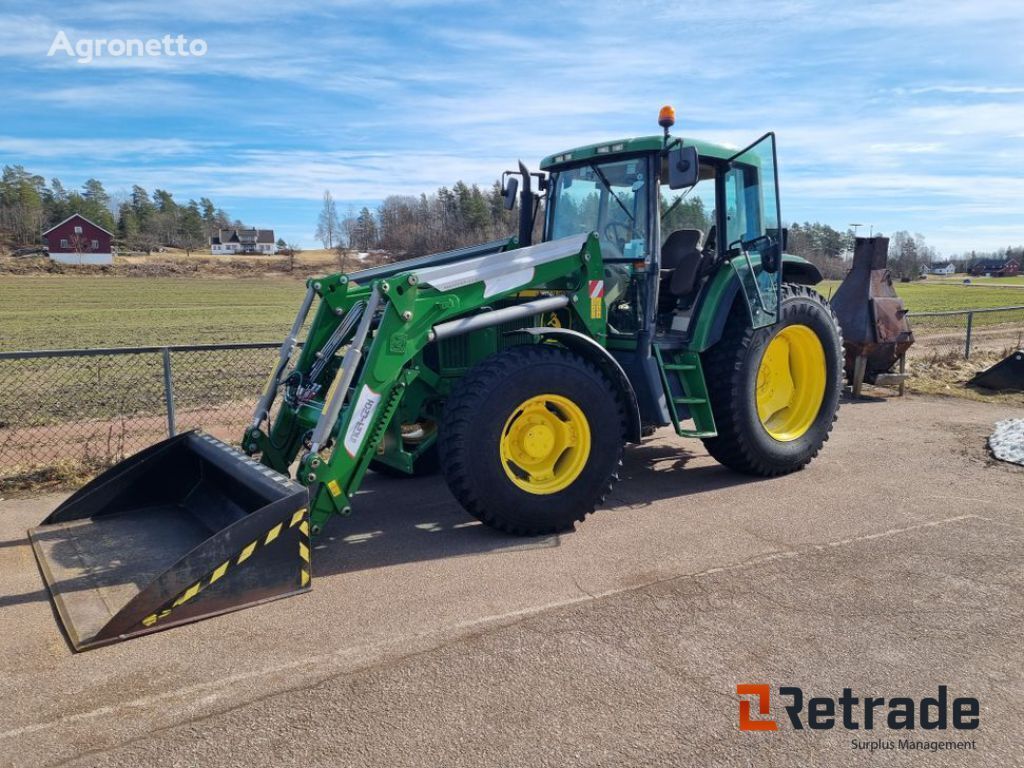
[31, 107, 844, 650]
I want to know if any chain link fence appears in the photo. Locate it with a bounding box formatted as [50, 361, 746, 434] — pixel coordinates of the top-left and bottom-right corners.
[0, 343, 284, 490]
[908, 305, 1024, 358]
[2, 304, 1022, 491]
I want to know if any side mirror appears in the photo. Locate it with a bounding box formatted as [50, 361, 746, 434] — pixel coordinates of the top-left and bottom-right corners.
[502, 176, 519, 210]
[667, 146, 700, 190]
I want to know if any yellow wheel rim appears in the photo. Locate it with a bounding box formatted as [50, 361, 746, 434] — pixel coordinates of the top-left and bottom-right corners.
[755, 324, 827, 442]
[499, 394, 591, 494]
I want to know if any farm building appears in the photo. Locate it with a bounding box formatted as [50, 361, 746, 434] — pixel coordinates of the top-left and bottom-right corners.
[969, 258, 1020, 277]
[210, 228, 277, 255]
[928, 262, 955, 275]
[41, 214, 113, 265]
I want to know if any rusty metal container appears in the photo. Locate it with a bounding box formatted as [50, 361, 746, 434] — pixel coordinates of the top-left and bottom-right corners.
[831, 236, 914, 394]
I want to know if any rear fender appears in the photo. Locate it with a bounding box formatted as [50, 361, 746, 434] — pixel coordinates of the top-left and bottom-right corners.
[515, 327, 642, 443]
[689, 255, 823, 352]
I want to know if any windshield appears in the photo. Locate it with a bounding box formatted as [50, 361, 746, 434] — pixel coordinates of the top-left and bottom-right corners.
[548, 158, 649, 260]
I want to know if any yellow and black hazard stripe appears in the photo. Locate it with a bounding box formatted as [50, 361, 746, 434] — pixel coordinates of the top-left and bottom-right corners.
[142, 507, 311, 628]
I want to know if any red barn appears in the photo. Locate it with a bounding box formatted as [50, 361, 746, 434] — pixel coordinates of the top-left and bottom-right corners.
[42, 214, 113, 265]
[969, 258, 1019, 277]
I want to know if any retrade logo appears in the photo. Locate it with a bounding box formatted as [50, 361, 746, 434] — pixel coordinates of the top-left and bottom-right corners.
[736, 684, 979, 732]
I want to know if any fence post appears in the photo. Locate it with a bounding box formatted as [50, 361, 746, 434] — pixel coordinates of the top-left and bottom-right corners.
[162, 347, 177, 437]
[964, 312, 974, 360]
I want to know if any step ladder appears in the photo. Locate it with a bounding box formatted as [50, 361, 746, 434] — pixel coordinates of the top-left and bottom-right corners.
[652, 345, 717, 438]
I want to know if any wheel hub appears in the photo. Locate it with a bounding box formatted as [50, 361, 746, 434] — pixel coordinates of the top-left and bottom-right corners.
[499, 394, 591, 494]
[755, 324, 826, 442]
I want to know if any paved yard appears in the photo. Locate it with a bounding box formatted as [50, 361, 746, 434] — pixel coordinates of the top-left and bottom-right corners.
[0, 394, 1020, 767]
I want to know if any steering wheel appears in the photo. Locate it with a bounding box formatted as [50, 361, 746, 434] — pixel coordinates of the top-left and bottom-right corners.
[603, 221, 631, 245]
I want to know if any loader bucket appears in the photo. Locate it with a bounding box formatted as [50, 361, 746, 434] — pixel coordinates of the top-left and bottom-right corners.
[29, 431, 311, 652]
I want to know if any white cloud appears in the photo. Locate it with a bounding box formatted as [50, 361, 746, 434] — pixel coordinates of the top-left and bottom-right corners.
[908, 85, 1024, 95]
[0, 136, 220, 159]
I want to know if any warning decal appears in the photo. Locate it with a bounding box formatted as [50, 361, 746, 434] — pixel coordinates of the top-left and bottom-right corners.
[589, 280, 604, 319]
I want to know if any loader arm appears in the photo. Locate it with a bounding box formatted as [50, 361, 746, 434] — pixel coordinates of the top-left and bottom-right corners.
[244, 234, 606, 534]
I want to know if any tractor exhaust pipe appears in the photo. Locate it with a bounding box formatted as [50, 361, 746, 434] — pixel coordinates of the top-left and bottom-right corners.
[518, 161, 534, 247]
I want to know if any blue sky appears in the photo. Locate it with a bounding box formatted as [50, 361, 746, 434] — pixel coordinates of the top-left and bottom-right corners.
[0, 0, 1021, 255]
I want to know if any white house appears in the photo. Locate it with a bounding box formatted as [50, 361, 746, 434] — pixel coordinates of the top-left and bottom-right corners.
[928, 263, 955, 276]
[210, 228, 277, 254]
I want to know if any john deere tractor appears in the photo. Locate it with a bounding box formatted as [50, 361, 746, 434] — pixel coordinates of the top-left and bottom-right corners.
[30, 107, 842, 650]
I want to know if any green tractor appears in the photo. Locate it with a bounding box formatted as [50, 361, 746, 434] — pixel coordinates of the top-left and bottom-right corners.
[30, 107, 843, 650]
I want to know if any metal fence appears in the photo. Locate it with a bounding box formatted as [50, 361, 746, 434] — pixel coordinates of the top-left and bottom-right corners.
[907, 305, 1024, 359]
[0, 342, 284, 489]
[2, 303, 1023, 489]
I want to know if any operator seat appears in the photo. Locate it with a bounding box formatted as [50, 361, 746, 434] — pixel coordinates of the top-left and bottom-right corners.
[660, 228, 704, 297]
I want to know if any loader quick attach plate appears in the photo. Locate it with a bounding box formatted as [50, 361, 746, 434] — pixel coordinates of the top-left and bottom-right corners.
[29, 432, 311, 652]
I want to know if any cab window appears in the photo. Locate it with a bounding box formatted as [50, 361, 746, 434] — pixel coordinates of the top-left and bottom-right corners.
[549, 158, 650, 261]
[659, 162, 716, 249]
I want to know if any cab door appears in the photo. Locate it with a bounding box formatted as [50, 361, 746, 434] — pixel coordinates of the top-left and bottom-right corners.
[724, 133, 784, 328]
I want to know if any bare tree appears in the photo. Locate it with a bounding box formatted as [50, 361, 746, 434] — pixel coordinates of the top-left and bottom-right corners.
[315, 190, 340, 249]
[285, 241, 302, 272]
[335, 242, 350, 273]
[68, 231, 93, 265]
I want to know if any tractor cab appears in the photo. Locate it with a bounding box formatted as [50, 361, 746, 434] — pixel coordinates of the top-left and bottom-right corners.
[537, 111, 786, 340]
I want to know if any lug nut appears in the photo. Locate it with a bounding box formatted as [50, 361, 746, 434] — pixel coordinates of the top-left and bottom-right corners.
[306, 472, 317, 482]
[407, 275, 418, 286]
[402, 310, 413, 321]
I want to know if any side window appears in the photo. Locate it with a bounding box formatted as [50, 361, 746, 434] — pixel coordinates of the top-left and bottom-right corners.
[724, 167, 747, 248]
[60, 238, 68, 248]
[725, 163, 774, 248]
[659, 163, 716, 247]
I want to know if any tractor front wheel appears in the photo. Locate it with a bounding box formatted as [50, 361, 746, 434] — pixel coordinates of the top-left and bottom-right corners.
[701, 283, 843, 476]
[439, 345, 626, 535]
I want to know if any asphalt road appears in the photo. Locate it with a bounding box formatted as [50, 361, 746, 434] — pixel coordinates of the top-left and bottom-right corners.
[0, 394, 1020, 767]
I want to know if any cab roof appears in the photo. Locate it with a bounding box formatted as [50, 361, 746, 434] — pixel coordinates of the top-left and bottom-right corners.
[539, 135, 740, 171]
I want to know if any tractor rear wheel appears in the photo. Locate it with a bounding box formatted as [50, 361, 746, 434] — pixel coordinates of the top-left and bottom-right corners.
[701, 283, 842, 476]
[439, 345, 625, 535]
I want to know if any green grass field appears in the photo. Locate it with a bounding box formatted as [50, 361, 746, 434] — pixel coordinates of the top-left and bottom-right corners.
[2, 274, 1022, 351]
[2, 271, 1021, 488]
[818, 279, 1024, 323]
[0, 275, 309, 351]
[929, 275, 1024, 286]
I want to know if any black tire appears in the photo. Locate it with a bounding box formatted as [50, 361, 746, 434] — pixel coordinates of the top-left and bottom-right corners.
[701, 283, 842, 476]
[370, 443, 440, 478]
[439, 345, 626, 535]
